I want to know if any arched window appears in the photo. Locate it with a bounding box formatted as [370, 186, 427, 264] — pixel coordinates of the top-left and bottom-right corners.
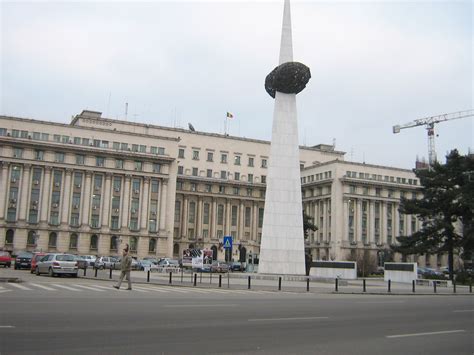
[27, 231, 36, 246]
[211, 245, 218, 260]
[70, 233, 78, 249]
[110, 236, 118, 251]
[130, 237, 137, 252]
[173, 243, 180, 257]
[5, 229, 14, 245]
[48, 232, 57, 247]
[239, 246, 247, 263]
[90, 234, 98, 250]
[148, 238, 157, 253]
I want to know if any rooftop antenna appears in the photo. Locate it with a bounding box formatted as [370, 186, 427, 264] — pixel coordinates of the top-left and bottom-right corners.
[125, 102, 129, 121]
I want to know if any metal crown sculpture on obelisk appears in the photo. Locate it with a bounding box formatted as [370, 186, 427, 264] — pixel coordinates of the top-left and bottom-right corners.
[258, 0, 311, 275]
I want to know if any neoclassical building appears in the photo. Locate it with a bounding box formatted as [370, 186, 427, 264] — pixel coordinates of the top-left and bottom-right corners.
[0, 109, 445, 268]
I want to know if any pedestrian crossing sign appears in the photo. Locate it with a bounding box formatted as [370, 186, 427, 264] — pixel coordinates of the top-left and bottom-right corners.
[223, 236, 232, 249]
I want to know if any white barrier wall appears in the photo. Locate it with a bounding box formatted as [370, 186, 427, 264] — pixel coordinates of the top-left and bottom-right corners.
[384, 262, 417, 283]
[309, 261, 357, 279]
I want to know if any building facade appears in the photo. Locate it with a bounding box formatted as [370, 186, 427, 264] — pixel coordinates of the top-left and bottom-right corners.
[0, 110, 447, 268]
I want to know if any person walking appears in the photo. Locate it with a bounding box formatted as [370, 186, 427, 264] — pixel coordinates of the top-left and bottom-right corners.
[114, 245, 132, 290]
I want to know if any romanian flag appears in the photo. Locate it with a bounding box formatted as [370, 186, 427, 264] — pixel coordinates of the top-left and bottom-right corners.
[226, 112, 234, 119]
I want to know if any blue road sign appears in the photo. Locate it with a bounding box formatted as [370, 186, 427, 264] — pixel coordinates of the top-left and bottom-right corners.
[223, 236, 233, 249]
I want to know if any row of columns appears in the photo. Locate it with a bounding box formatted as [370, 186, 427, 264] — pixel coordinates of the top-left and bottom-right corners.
[0, 163, 169, 233]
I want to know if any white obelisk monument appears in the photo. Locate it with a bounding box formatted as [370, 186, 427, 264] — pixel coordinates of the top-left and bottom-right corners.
[258, 0, 306, 275]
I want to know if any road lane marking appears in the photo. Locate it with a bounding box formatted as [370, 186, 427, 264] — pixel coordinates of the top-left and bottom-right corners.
[0, 326, 15, 328]
[453, 310, 474, 313]
[0, 290, 12, 294]
[29, 283, 56, 291]
[8, 283, 32, 291]
[356, 301, 406, 304]
[164, 304, 239, 308]
[51, 284, 83, 292]
[124, 286, 148, 292]
[386, 330, 466, 338]
[137, 287, 170, 293]
[74, 285, 106, 292]
[248, 316, 329, 322]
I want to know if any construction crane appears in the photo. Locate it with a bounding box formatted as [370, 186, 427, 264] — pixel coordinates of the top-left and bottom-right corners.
[393, 109, 474, 166]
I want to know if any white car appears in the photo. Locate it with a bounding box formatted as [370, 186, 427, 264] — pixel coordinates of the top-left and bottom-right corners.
[35, 253, 78, 277]
[80, 255, 97, 267]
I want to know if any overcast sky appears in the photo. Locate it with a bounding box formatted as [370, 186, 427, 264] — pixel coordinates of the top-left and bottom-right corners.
[1, 0, 472, 169]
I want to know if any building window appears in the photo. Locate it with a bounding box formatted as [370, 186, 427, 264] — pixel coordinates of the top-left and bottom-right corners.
[192, 150, 199, 160]
[111, 216, 119, 230]
[192, 167, 198, 176]
[248, 174, 253, 183]
[113, 176, 121, 192]
[121, 143, 128, 151]
[188, 201, 196, 223]
[261, 175, 266, 184]
[48, 232, 57, 247]
[130, 237, 138, 252]
[70, 213, 80, 227]
[178, 166, 184, 175]
[90, 235, 98, 250]
[151, 179, 159, 193]
[134, 161, 143, 171]
[113, 142, 120, 150]
[90, 215, 100, 228]
[174, 201, 181, 222]
[50, 212, 59, 225]
[248, 157, 254, 167]
[221, 154, 227, 164]
[233, 187, 239, 195]
[245, 207, 251, 227]
[139, 145, 146, 153]
[177, 181, 183, 190]
[149, 238, 157, 253]
[203, 203, 210, 224]
[55, 152, 65, 163]
[206, 169, 212, 178]
[115, 159, 124, 169]
[246, 188, 253, 196]
[258, 208, 264, 228]
[75, 154, 84, 165]
[13, 148, 23, 158]
[207, 152, 213, 162]
[217, 205, 224, 225]
[96, 156, 105, 167]
[178, 148, 185, 158]
[234, 172, 240, 181]
[35, 150, 44, 160]
[234, 156, 241, 165]
[132, 178, 140, 192]
[231, 206, 238, 226]
[70, 234, 78, 249]
[5, 229, 14, 244]
[153, 163, 161, 173]
[261, 159, 267, 168]
[190, 183, 197, 192]
[110, 236, 118, 251]
[129, 218, 139, 231]
[220, 171, 227, 179]
[205, 184, 212, 193]
[219, 186, 225, 194]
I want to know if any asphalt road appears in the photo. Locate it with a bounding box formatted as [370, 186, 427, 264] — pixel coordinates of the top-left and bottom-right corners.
[0, 272, 473, 355]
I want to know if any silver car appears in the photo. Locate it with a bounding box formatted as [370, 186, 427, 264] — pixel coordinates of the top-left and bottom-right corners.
[35, 253, 78, 277]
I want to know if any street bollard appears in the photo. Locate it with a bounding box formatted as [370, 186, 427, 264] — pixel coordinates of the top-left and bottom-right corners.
[109, 266, 112, 279]
[147, 270, 150, 283]
[94, 267, 98, 278]
[453, 281, 456, 294]
[278, 277, 282, 291]
[412, 280, 415, 293]
[191, 272, 193, 283]
[83, 266, 87, 276]
[181, 268, 183, 283]
[363, 279, 366, 293]
[306, 278, 310, 292]
[433, 281, 437, 293]
[335, 278, 339, 292]
[193, 273, 197, 287]
[227, 271, 230, 288]
[470, 282, 472, 293]
[210, 272, 212, 284]
[200, 271, 202, 284]
[219, 274, 222, 288]
[169, 272, 172, 284]
[388, 280, 391, 293]
[248, 276, 251, 290]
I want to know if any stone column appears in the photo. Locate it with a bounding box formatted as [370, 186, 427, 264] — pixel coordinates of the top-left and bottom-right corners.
[81, 171, 92, 225]
[159, 180, 168, 231]
[121, 175, 131, 228]
[356, 199, 362, 243]
[60, 169, 73, 225]
[102, 173, 112, 228]
[210, 199, 217, 239]
[342, 199, 348, 242]
[19, 164, 31, 221]
[253, 202, 258, 241]
[40, 166, 52, 223]
[140, 177, 150, 232]
[181, 195, 188, 238]
[381, 202, 387, 244]
[0, 162, 9, 220]
[196, 197, 202, 238]
[369, 201, 375, 244]
[225, 200, 231, 236]
[239, 203, 245, 241]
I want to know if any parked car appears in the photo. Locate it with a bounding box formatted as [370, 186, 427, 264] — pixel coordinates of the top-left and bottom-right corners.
[35, 253, 78, 277]
[14, 251, 33, 270]
[113, 257, 139, 270]
[210, 261, 229, 273]
[229, 261, 245, 272]
[0, 251, 12, 268]
[80, 255, 97, 267]
[417, 266, 445, 278]
[138, 260, 159, 271]
[143, 257, 159, 265]
[30, 252, 47, 273]
[157, 259, 180, 268]
[94, 256, 117, 269]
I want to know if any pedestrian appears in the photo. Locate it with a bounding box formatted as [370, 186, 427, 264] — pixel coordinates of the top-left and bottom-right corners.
[113, 245, 132, 290]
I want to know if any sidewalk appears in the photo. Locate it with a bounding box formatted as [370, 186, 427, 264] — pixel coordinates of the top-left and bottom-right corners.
[79, 268, 473, 295]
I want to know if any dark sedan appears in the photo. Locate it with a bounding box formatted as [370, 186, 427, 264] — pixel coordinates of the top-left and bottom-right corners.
[14, 251, 33, 270]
